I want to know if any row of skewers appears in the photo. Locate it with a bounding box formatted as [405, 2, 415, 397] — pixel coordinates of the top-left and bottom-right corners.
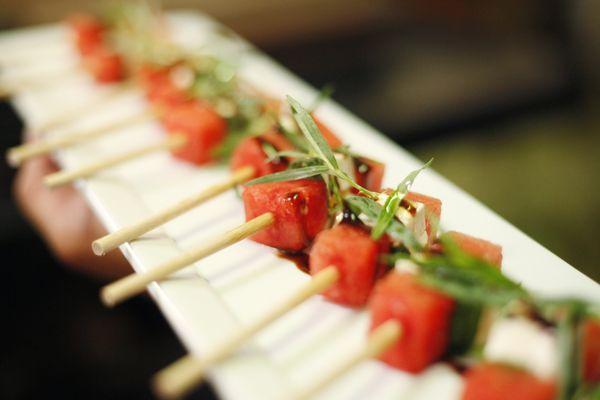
[2, 4, 599, 400]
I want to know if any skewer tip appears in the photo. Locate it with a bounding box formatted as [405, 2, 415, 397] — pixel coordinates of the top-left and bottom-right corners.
[151, 355, 204, 400]
[92, 240, 107, 256]
[151, 373, 177, 400]
[6, 148, 21, 167]
[99, 286, 118, 308]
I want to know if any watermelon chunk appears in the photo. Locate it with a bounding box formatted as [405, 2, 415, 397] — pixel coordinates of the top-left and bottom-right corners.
[462, 363, 556, 400]
[354, 157, 385, 192]
[310, 224, 380, 307]
[83, 46, 125, 84]
[242, 179, 328, 252]
[67, 13, 105, 56]
[583, 319, 600, 383]
[444, 231, 503, 267]
[160, 101, 226, 165]
[230, 131, 293, 178]
[369, 272, 455, 373]
[405, 192, 442, 220]
[137, 64, 189, 110]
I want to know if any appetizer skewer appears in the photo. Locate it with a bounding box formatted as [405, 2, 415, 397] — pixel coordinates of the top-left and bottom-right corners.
[99, 97, 385, 306]
[152, 193, 446, 399]
[5, 6, 182, 164]
[90, 94, 371, 255]
[4, 12, 135, 165]
[6, 106, 151, 167]
[0, 13, 126, 99]
[39, 51, 287, 188]
[151, 172, 505, 399]
[39, 74, 227, 188]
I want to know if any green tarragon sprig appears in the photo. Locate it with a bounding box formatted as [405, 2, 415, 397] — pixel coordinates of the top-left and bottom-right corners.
[246, 96, 378, 199]
[371, 159, 432, 240]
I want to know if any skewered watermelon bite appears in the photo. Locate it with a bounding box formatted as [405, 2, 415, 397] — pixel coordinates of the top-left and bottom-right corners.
[68, 13, 106, 56]
[462, 363, 556, 400]
[137, 64, 190, 110]
[443, 231, 503, 267]
[310, 224, 380, 307]
[230, 131, 293, 178]
[354, 157, 385, 193]
[583, 319, 600, 383]
[82, 45, 125, 84]
[405, 192, 442, 220]
[369, 272, 455, 373]
[242, 178, 329, 252]
[160, 101, 227, 165]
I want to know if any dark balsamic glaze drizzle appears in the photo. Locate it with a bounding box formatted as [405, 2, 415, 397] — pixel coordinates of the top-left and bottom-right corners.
[341, 207, 361, 226]
[278, 251, 310, 274]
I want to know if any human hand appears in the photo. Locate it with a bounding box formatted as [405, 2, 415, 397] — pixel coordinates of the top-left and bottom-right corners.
[13, 156, 131, 280]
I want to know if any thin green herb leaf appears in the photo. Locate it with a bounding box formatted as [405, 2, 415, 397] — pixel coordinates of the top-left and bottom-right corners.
[245, 165, 329, 186]
[573, 385, 600, 400]
[287, 95, 339, 170]
[344, 195, 422, 252]
[261, 141, 278, 161]
[289, 157, 327, 169]
[371, 159, 433, 240]
[266, 150, 310, 163]
[414, 235, 527, 305]
[418, 262, 525, 305]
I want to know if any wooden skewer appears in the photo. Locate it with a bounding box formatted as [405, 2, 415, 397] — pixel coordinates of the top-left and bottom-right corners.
[293, 320, 402, 400]
[92, 166, 256, 256]
[100, 212, 275, 307]
[152, 266, 340, 400]
[43, 134, 186, 189]
[7, 110, 153, 166]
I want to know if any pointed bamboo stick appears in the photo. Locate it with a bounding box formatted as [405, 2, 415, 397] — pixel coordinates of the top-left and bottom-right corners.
[152, 266, 340, 400]
[293, 320, 402, 400]
[92, 166, 256, 256]
[7, 109, 153, 166]
[100, 212, 275, 307]
[43, 134, 186, 189]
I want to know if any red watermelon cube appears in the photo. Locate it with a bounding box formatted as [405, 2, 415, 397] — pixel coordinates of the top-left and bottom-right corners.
[160, 101, 226, 165]
[462, 363, 556, 400]
[242, 179, 329, 252]
[310, 224, 380, 307]
[444, 231, 503, 267]
[68, 13, 105, 56]
[354, 157, 385, 192]
[369, 272, 455, 373]
[230, 131, 293, 178]
[313, 117, 342, 148]
[583, 319, 600, 383]
[83, 46, 125, 84]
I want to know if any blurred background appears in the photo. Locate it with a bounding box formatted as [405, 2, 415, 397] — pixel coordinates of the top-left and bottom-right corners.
[0, 0, 598, 399]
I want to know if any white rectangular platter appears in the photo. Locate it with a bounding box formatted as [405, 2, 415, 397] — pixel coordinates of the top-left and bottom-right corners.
[2, 10, 598, 400]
